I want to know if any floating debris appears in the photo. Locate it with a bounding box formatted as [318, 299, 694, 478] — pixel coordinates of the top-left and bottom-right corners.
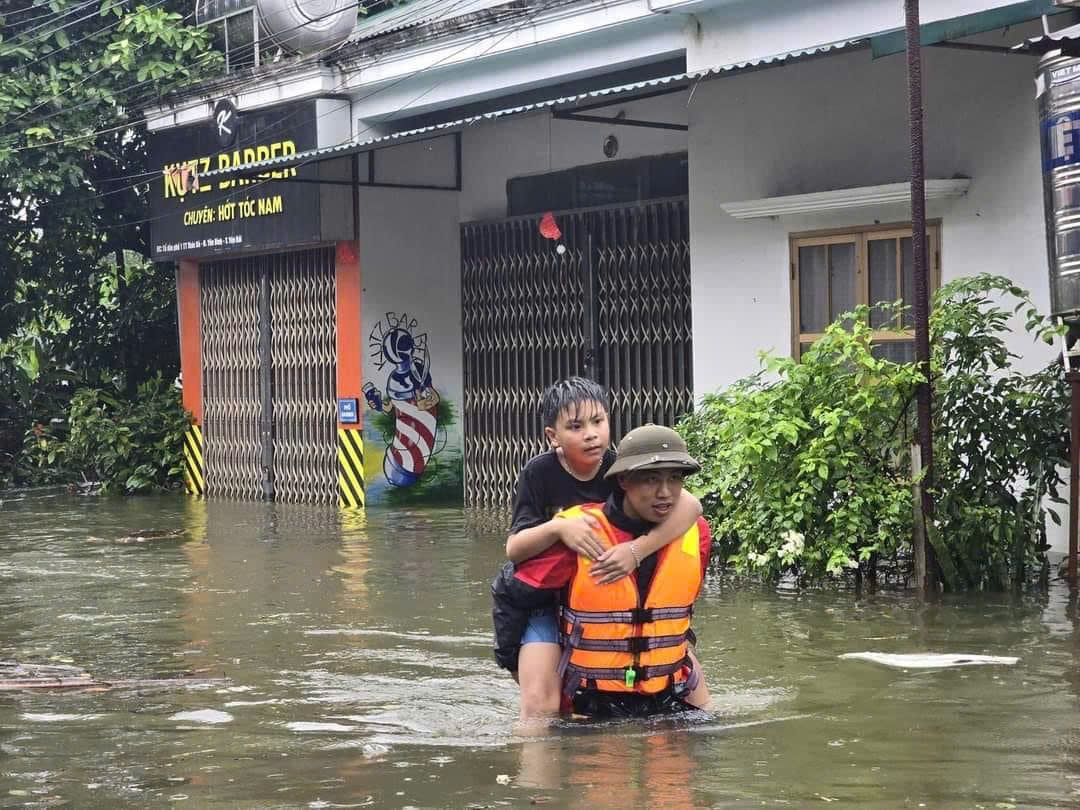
[112, 529, 187, 545]
[170, 709, 233, 725]
[0, 661, 229, 692]
[839, 652, 1019, 669]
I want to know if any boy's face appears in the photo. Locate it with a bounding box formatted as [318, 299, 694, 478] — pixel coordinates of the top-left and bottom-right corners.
[544, 400, 610, 472]
[618, 469, 686, 524]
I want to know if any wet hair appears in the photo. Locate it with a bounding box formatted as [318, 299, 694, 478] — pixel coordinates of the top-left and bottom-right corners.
[540, 377, 609, 428]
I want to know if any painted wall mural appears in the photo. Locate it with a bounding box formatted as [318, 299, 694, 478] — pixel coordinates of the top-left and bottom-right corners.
[362, 312, 463, 503]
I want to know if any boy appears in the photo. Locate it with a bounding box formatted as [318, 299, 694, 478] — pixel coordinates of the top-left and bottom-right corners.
[492, 377, 704, 719]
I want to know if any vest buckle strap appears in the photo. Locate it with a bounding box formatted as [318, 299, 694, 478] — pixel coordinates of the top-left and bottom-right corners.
[642, 606, 693, 622]
[562, 606, 692, 626]
[561, 606, 635, 625]
[570, 632, 686, 653]
[557, 620, 584, 681]
[561, 660, 687, 684]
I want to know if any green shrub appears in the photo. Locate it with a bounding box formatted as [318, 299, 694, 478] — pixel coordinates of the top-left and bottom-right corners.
[929, 275, 1068, 589]
[679, 274, 1068, 590]
[679, 309, 922, 581]
[17, 376, 190, 494]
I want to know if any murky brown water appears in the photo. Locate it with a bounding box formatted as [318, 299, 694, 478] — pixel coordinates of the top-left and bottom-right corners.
[2, 491, 1080, 808]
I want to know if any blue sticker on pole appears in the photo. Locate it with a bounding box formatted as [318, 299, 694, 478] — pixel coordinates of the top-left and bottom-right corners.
[338, 398, 359, 424]
[1043, 111, 1080, 172]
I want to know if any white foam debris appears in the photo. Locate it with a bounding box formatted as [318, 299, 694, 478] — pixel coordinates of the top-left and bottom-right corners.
[839, 652, 1019, 669]
[169, 709, 233, 724]
[284, 722, 356, 733]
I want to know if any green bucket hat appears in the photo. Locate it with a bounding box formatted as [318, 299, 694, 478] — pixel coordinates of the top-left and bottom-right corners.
[605, 424, 700, 479]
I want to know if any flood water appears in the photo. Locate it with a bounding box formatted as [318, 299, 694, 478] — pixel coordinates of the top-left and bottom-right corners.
[2, 491, 1080, 808]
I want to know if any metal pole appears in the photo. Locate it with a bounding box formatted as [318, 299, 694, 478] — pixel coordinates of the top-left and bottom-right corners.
[258, 264, 274, 501]
[1069, 371, 1080, 585]
[582, 232, 598, 381]
[906, 0, 938, 590]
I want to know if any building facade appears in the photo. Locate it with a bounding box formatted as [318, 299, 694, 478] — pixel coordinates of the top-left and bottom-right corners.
[146, 1, 1070, 534]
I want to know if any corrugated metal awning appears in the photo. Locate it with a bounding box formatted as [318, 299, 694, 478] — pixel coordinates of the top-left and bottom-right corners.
[350, 0, 520, 43]
[198, 38, 867, 182]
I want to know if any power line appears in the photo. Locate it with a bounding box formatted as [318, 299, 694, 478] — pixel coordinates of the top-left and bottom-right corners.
[11, 0, 133, 49]
[1, 0, 466, 207]
[1, 4, 197, 133]
[19, 0, 173, 71]
[3, 0, 563, 235]
[0, 0, 449, 144]
[84, 0, 566, 235]
[6, 0, 103, 38]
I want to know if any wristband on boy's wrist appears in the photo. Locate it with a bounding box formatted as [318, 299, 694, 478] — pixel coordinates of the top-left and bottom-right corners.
[629, 542, 642, 569]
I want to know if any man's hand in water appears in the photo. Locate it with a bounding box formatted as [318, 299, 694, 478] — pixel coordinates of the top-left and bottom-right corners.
[589, 543, 637, 584]
[557, 515, 605, 560]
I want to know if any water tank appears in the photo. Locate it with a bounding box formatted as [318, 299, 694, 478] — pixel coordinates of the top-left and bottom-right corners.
[257, 0, 358, 55]
[1039, 49, 1080, 322]
[196, 0, 357, 56]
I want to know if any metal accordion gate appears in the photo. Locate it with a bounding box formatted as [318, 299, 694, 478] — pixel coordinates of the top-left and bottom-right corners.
[200, 247, 338, 503]
[461, 198, 694, 508]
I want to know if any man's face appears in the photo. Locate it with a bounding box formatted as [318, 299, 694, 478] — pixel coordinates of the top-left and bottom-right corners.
[544, 400, 610, 473]
[618, 468, 686, 523]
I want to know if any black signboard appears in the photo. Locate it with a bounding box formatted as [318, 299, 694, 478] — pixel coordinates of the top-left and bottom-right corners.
[149, 99, 349, 260]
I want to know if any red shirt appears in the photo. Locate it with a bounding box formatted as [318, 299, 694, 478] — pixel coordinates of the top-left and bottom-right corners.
[514, 507, 712, 590]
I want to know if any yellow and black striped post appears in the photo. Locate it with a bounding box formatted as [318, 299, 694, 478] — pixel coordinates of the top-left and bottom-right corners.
[337, 428, 365, 509]
[183, 423, 206, 497]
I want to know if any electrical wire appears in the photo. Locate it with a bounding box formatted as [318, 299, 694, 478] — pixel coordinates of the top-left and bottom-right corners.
[92, 0, 566, 234]
[10, 0, 138, 50]
[2, 0, 480, 217]
[0, 0, 468, 215]
[18, 0, 173, 71]
[4, 0, 563, 231]
[0, 0, 468, 170]
[5, 0, 103, 38]
[0, 0, 454, 144]
[2, 5, 198, 132]
[3, 1, 89, 30]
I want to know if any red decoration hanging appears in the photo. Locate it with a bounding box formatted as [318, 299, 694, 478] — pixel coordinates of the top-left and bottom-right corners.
[538, 212, 562, 241]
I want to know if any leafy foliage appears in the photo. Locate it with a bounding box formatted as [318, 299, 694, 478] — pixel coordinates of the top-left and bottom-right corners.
[679, 274, 1069, 590]
[0, 2, 216, 487]
[17, 376, 189, 494]
[678, 310, 922, 581]
[929, 275, 1069, 590]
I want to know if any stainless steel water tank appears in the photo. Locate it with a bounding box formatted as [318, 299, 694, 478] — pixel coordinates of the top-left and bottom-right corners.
[1040, 50, 1080, 322]
[196, 0, 357, 56]
[257, 0, 357, 55]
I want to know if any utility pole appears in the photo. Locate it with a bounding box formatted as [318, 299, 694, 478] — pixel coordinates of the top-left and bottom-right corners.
[905, 0, 938, 591]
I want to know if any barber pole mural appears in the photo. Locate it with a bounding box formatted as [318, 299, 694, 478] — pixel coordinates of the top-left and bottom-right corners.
[363, 312, 444, 488]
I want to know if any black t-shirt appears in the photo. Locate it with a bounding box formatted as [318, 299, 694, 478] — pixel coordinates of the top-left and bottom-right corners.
[509, 448, 617, 534]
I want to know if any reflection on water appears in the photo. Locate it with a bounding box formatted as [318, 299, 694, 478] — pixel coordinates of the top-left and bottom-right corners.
[2, 490, 1080, 807]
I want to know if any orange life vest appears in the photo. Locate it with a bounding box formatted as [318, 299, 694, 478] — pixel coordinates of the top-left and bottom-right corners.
[557, 504, 704, 696]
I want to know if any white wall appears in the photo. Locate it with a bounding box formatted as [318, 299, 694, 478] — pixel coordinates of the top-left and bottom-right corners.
[353, 92, 687, 502]
[459, 91, 690, 222]
[687, 44, 1066, 552]
[688, 45, 1053, 392]
[356, 182, 463, 504]
[686, 0, 1036, 71]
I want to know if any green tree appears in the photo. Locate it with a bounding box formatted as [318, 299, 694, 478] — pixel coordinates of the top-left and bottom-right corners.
[929, 275, 1069, 590]
[0, 1, 220, 478]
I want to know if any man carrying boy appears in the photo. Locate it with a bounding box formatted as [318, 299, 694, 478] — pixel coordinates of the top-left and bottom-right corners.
[492, 378, 707, 719]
